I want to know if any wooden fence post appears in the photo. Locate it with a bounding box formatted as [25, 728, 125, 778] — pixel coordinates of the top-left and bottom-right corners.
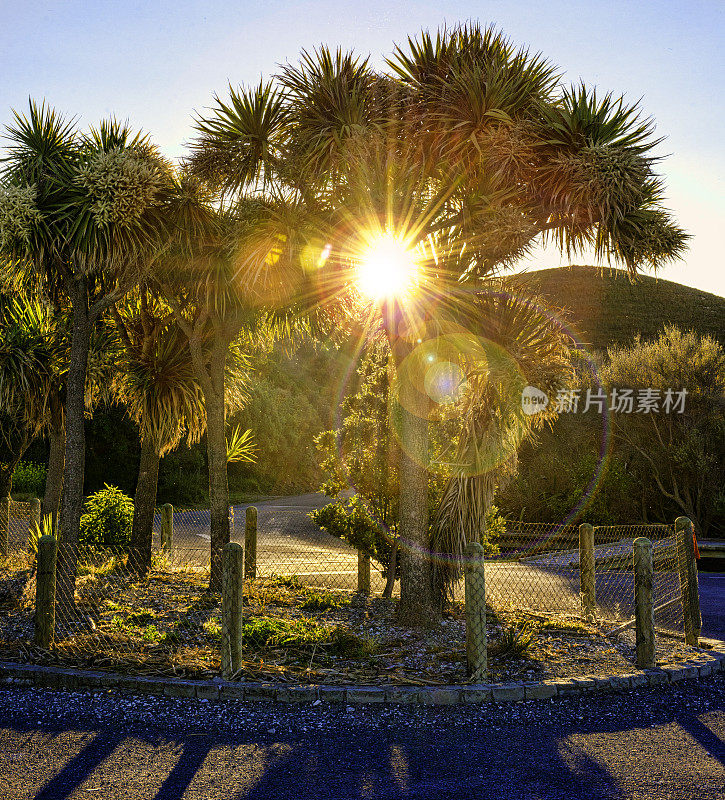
[579, 523, 596, 621]
[221, 541, 244, 679]
[675, 516, 701, 646]
[161, 504, 173, 553]
[634, 537, 655, 669]
[357, 551, 371, 595]
[0, 496, 9, 557]
[244, 506, 257, 581]
[34, 535, 57, 649]
[464, 541, 487, 681]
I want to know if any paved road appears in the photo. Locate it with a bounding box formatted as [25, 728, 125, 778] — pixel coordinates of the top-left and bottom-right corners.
[700, 573, 725, 641]
[0, 675, 724, 799]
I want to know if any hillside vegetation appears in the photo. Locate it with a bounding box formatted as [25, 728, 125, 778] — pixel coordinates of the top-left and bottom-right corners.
[513, 266, 725, 351]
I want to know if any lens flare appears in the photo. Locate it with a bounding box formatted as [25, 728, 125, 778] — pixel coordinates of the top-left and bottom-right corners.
[357, 233, 418, 301]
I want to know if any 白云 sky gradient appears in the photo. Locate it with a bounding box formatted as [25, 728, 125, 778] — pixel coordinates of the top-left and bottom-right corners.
[2, 0, 723, 296]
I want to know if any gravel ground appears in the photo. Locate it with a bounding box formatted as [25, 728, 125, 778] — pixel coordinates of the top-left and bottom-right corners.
[1, 675, 724, 799]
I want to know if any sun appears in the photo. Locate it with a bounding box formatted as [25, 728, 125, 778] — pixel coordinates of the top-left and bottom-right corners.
[357, 233, 419, 301]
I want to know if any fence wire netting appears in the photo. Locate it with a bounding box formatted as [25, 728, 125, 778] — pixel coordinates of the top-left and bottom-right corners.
[0, 498, 692, 679]
[488, 521, 684, 635]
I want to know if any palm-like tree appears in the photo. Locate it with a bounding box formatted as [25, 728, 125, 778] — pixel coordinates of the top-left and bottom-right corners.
[112, 289, 207, 573]
[152, 174, 260, 589]
[187, 24, 687, 624]
[0, 104, 173, 606]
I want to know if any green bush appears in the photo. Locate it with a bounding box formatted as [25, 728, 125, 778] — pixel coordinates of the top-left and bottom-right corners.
[79, 484, 134, 549]
[311, 496, 400, 580]
[12, 461, 46, 497]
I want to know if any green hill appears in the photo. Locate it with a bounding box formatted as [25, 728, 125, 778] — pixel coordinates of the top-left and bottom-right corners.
[513, 266, 725, 351]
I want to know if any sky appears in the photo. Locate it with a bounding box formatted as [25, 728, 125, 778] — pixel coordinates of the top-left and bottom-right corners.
[1, 0, 723, 296]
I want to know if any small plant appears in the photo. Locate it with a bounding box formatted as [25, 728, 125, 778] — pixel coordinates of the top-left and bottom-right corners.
[269, 573, 304, 592]
[202, 618, 221, 637]
[329, 626, 378, 658]
[225, 426, 256, 464]
[489, 623, 536, 661]
[110, 614, 162, 642]
[79, 484, 134, 549]
[299, 589, 348, 612]
[127, 611, 155, 626]
[539, 618, 592, 635]
[160, 630, 181, 646]
[77, 552, 123, 576]
[27, 514, 55, 554]
[242, 616, 328, 649]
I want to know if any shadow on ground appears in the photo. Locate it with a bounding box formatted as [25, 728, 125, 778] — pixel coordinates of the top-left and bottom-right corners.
[4, 684, 725, 800]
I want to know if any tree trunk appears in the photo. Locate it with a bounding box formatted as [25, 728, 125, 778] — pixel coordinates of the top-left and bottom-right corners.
[396, 375, 437, 626]
[42, 421, 65, 532]
[56, 279, 92, 612]
[382, 538, 398, 599]
[206, 347, 230, 593]
[129, 436, 160, 574]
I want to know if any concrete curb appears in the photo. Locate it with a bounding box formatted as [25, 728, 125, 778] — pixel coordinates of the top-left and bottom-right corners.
[1, 640, 723, 706]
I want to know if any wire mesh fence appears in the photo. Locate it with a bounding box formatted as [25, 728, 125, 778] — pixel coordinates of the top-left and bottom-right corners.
[485, 521, 684, 635]
[3, 499, 36, 550]
[0, 497, 696, 680]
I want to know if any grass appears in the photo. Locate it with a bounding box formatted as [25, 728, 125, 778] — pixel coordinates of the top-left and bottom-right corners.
[299, 588, 348, 612]
[110, 614, 162, 642]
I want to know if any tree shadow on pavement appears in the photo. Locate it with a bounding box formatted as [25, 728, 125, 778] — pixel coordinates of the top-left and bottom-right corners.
[12, 685, 725, 800]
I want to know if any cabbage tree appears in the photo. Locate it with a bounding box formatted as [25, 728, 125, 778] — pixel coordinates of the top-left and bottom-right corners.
[187, 25, 687, 624]
[0, 104, 172, 606]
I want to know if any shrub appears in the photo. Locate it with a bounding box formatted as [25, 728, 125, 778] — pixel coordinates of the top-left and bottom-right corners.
[311, 496, 399, 579]
[329, 626, 378, 658]
[12, 461, 46, 497]
[79, 484, 134, 549]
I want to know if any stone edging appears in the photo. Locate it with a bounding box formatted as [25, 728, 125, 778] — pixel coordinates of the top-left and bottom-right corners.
[2, 640, 723, 705]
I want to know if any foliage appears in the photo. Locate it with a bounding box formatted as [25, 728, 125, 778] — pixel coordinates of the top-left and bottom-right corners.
[225, 425, 256, 464]
[312, 341, 402, 580]
[28, 513, 56, 554]
[313, 338, 509, 581]
[0, 294, 65, 494]
[299, 588, 348, 612]
[241, 616, 329, 648]
[240, 616, 376, 657]
[316, 339, 399, 518]
[602, 327, 725, 535]
[496, 411, 640, 525]
[157, 443, 207, 504]
[497, 327, 725, 535]
[112, 300, 207, 457]
[12, 461, 46, 497]
[228, 338, 339, 493]
[311, 496, 399, 578]
[516, 266, 725, 351]
[79, 484, 134, 549]
[489, 623, 536, 661]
